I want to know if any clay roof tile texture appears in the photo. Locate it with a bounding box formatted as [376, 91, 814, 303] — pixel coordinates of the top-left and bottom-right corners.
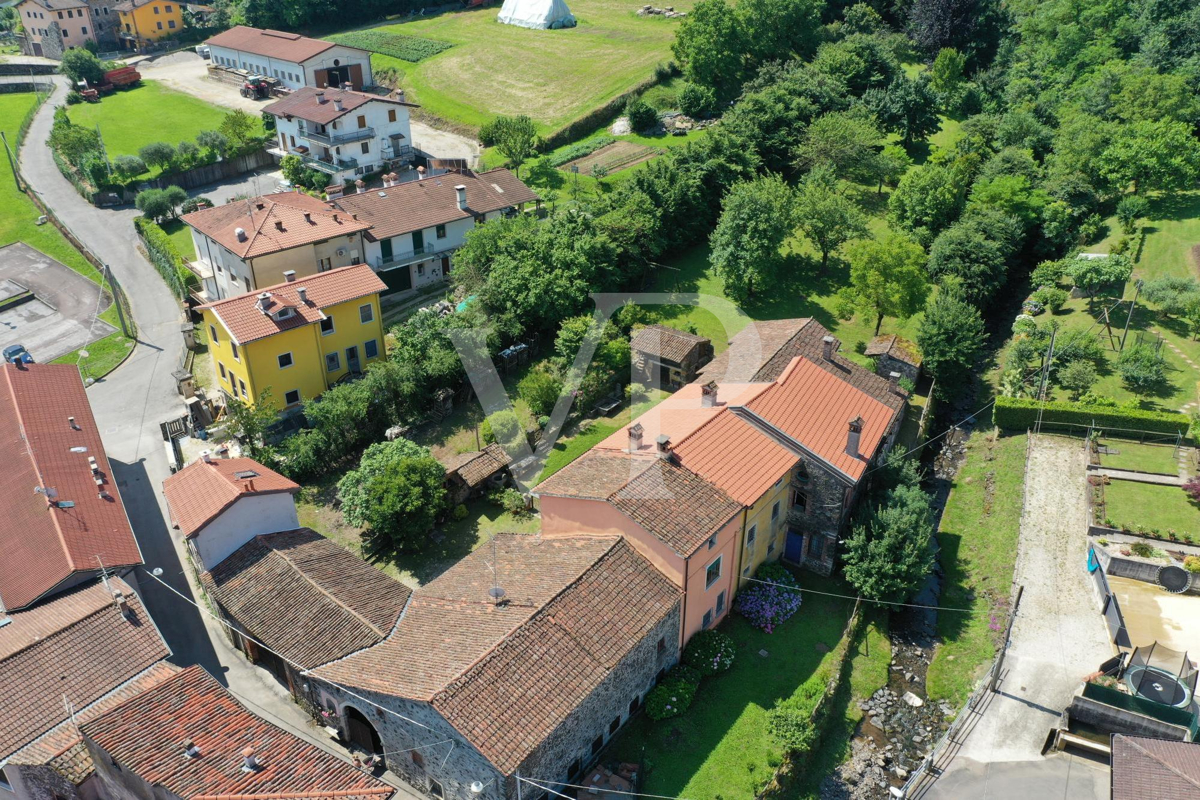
[203, 26, 350, 62]
[0, 363, 142, 610]
[1111, 734, 1200, 800]
[181, 192, 371, 260]
[80, 665, 393, 800]
[629, 324, 710, 365]
[263, 86, 417, 126]
[200, 264, 385, 345]
[163, 457, 299, 538]
[200, 529, 411, 669]
[0, 579, 170, 761]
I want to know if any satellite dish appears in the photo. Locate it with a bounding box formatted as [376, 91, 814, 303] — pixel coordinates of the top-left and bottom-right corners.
[488, 587, 506, 601]
[470, 781, 485, 794]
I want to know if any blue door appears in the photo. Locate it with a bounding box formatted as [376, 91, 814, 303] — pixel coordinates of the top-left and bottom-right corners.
[784, 531, 804, 564]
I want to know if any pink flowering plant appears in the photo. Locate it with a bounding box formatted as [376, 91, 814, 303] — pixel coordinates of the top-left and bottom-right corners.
[645, 665, 700, 721]
[682, 629, 736, 676]
[734, 563, 803, 633]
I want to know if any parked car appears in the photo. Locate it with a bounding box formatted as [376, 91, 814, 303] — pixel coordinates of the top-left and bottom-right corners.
[195, 45, 211, 59]
[3, 344, 34, 365]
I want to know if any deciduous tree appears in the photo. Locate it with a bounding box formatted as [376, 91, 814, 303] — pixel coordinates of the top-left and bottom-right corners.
[490, 115, 539, 177]
[838, 233, 930, 334]
[793, 166, 866, 269]
[710, 174, 796, 302]
[917, 281, 986, 398]
[843, 482, 937, 605]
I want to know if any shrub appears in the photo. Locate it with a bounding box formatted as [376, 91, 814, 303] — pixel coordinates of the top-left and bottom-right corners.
[993, 396, 1190, 435]
[452, 503, 469, 521]
[112, 154, 147, 181]
[1129, 541, 1155, 558]
[735, 563, 803, 633]
[1116, 195, 1149, 235]
[134, 188, 171, 221]
[678, 82, 716, 118]
[133, 216, 191, 298]
[1058, 359, 1098, 399]
[1033, 286, 1068, 313]
[61, 48, 105, 85]
[1184, 556, 1200, 573]
[517, 367, 563, 417]
[66, 91, 84, 105]
[1183, 475, 1200, 502]
[645, 666, 700, 720]
[499, 488, 529, 516]
[767, 701, 818, 755]
[138, 141, 176, 172]
[1117, 343, 1166, 392]
[682, 629, 735, 676]
[1029, 259, 1067, 288]
[625, 96, 658, 131]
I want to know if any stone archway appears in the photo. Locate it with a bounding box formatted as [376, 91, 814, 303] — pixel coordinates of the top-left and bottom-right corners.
[344, 705, 383, 757]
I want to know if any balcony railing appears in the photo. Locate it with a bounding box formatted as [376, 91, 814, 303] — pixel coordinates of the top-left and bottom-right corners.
[301, 154, 359, 175]
[298, 124, 375, 146]
[371, 243, 450, 270]
[384, 143, 415, 161]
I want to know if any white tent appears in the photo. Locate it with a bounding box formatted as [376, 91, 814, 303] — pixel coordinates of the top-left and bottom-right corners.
[497, 0, 576, 29]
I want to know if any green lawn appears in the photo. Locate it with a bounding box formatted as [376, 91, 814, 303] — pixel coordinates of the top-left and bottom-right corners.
[1103, 479, 1200, 538]
[926, 429, 1027, 706]
[537, 418, 623, 481]
[1098, 439, 1186, 475]
[159, 218, 198, 260]
[298, 490, 540, 588]
[607, 574, 884, 800]
[65, 81, 257, 177]
[328, 0, 690, 134]
[1, 92, 133, 379]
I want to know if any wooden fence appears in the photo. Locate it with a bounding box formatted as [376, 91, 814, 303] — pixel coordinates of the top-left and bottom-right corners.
[143, 148, 275, 191]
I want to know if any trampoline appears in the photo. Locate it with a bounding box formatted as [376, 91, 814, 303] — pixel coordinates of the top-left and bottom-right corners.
[1123, 642, 1197, 709]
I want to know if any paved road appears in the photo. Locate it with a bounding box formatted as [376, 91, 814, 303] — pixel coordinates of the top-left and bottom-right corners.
[18, 78, 421, 798]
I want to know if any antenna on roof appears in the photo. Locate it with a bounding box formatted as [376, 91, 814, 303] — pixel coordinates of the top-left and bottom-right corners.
[487, 535, 506, 605]
[96, 554, 112, 596]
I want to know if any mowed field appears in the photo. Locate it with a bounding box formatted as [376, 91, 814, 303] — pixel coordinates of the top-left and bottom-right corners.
[330, 0, 689, 133]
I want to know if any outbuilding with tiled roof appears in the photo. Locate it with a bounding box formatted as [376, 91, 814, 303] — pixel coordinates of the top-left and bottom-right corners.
[204, 26, 373, 91]
[630, 324, 714, 390]
[1111, 734, 1200, 800]
[439, 443, 513, 504]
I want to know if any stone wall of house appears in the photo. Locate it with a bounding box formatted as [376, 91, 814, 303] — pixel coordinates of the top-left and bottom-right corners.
[41, 23, 65, 61]
[308, 600, 682, 800]
[876, 354, 919, 383]
[85, 0, 119, 48]
[516, 601, 682, 792]
[5, 763, 83, 800]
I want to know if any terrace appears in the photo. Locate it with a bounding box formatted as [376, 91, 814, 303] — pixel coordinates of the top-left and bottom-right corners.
[297, 122, 375, 147]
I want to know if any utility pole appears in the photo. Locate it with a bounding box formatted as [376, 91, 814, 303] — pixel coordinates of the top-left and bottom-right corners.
[990, 585, 1024, 693]
[1120, 280, 1142, 352]
[103, 264, 130, 337]
[1, 131, 20, 192]
[1034, 328, 1057, 437]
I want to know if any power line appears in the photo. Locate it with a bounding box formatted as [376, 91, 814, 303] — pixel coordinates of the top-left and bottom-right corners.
[137, 565, 444, 738]
[740, 576, 1001, 615]
[519, 775, 693, 800]
[863, 397, 998, 476]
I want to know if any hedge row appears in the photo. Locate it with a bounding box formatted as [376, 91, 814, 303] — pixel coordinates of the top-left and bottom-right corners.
[994, 395, 1191, 436]
[16, 88, 49, 150]
[133, 217, 195, 300]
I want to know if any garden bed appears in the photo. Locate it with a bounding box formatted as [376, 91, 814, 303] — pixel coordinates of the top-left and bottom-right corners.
[561, 141, 661, 176]
[1102, 479, 1200, 541]
[1096, 439, 1187, 475]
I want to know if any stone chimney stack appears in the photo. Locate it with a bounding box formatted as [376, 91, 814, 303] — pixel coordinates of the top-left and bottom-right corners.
[700, 380, 718, 408]
[628, 422, 644, 451]
[656, 434, 672, 461]
[888, 371, 901, 394]
[822, 335, 835, 362]
[845, 416, 864, 459]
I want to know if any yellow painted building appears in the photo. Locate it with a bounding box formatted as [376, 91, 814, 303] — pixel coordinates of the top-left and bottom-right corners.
[734, 470, 794, 582]
[114, 0, 182, 49]
[199, 265, 387, 412]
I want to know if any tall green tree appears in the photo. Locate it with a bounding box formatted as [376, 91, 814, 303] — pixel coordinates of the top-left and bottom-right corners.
[793, 166, 866, 269]
[710, 174, 796, 303]
[917, 281, 986, 399]
[490, 115, 539, 177]
[737, 0, 821, 65]
[838, 233, 930, 334]
[843, 482, 937, 604]
[863, 75, 942, 146]
[930, 47, 967, 109]
[1097, 120, 1200, 195]
[794, 109, 884, 183]
[61, 48, 106, 85]
[672, 0, 748, 99]
[926, 219, 1009, 305]
[888, 163, 967, 245]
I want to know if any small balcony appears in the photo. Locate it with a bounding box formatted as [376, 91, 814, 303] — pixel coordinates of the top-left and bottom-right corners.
[301, 154, 359, 175]
[298, 124, 375, 147]
[371, 243, 448, 270]
[787, 506, 809, 527]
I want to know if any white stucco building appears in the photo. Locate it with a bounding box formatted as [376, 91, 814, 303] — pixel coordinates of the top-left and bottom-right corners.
[161, 454, 301, 571]
[203, 25, 372, 90]
[265, 86, 416, 185]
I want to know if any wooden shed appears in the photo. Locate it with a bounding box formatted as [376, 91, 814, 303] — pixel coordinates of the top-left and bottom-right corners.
[864, 334, 922, 383]
[630, 325, 714, 390]
[439, 443, 513, 505]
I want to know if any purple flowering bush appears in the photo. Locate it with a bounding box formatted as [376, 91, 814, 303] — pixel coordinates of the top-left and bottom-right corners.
[682, 629, 736, 676]
[735, 563, 803, 633]
[645, 665, 700, 720]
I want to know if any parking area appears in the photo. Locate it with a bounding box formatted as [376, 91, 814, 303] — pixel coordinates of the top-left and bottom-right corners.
[0, 243, 115, 361]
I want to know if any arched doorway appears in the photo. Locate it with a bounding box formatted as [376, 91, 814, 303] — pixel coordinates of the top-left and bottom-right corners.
[344, 706, 383, 757]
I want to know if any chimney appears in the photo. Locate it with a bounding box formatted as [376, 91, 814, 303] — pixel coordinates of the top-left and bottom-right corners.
[888, 371, 901, 394]
[240, 747, 259, 772]
[417, 165, 426, 180]
[182, 740, 201, 759]
[274, 220, 284, 231]
[235, 227, 247, 242]
[822, 335, 835, 362]
[655, 434, 672, 461]
[113, 590, 131, 616]
[333, 98, 343, 112]
[394, 88, 406, 103]
[332, 212, 339, 222]
[628, 422, 644, 451]
[455, 184, 467, 210]
[355, 179, 366, 193]
[316, 91, 326, 104]
[256, 292, 272, 313]
[700, 380, 718, 408]
[283, 270, 296, 282]
[846, 416, 864, 459]
[68, 416, 79, 430]
[297, 286, 308, 304]
[255, 201, 265, 211]
[200, 450, 212, 463]
[303, 211, 312, 223]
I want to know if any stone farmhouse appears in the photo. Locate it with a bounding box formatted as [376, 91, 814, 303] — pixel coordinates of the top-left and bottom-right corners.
[630, 324, 713, 390]
[204, 26, 373, 91]
[16, 0, 125, 59]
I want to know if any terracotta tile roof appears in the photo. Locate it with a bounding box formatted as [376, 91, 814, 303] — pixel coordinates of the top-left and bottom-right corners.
[21, 0, 87, 10]
[1111, 734, 1200, 800]
[181, 192, 371, 260]
[742, 357, 897, 482]
[433, 539, 679, 774]
[630, 324, 710, 365]
[312, 535, 625, 699]
[864, 334, 922, 367]
[199, 529, 410, 669]
[200, 264, 386, 345]
[592, 381, 769, 455]
[0, 364, 142, 610]
[112, 0, 160, 10]
[535, 449, 656, 500]
[440, 443, 512, 488]
[699, 319, 906, 412]
[80, 665, 394, 800]
[671, 410, 799, 506]
[8, 662, 181, 778]
[609, 459, 741, 555]
[0, 579, 171, 760]
[265, 86, 416, 126]
[333, 170, 538, 240]
[163, 457, 299, 539]
[203, 26, 350, 62]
